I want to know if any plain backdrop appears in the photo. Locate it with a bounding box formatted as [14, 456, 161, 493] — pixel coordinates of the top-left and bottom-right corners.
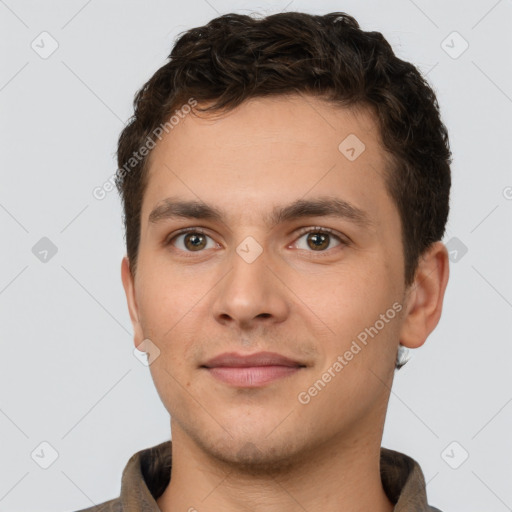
[1, 0, 511, 511]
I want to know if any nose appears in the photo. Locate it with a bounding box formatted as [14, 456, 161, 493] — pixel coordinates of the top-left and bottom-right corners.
[211, 245, 290, 330]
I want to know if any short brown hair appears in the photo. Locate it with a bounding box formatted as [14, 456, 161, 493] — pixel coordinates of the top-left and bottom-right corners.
[116, 11, 452, 285]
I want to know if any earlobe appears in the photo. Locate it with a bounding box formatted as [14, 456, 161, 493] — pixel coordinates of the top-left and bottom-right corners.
[399, 241, 450, 349]
[121, 256, 145, 348]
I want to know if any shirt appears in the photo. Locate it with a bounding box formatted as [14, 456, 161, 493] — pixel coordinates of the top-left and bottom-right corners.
[73, 440, 443, 512]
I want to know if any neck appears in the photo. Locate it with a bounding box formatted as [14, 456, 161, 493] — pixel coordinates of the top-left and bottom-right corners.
[157, 421, 394, 512]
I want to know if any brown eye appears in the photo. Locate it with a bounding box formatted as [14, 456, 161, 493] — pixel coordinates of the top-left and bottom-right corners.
[295, 228, 343, 252]
[183, 232, 207, 251]
[306, 232, 330, 251]
[168, 229, 216, 252]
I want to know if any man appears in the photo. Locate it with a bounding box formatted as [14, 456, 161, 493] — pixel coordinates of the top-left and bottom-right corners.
[77, 11, 451, 512]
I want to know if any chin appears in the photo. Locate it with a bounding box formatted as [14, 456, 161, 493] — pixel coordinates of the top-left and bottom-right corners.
[212, 439, 302, 476]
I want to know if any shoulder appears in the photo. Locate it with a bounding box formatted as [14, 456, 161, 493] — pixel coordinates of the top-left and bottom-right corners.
[380, 447, 445, 512]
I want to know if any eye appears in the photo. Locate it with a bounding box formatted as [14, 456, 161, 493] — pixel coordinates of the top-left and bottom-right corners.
[165, 226, 348, 255]
[167, 228, 218, 252]
[293, 227, 346, 252]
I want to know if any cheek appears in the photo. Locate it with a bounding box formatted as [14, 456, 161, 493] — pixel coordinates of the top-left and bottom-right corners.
[294, 261, 389, 327]
[137, 249, 188, 319]
[135, 263, 212, 368]
[298, 260, 402, 371]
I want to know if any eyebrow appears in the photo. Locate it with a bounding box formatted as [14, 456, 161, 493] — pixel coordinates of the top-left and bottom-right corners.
[148, 196, 373, 229]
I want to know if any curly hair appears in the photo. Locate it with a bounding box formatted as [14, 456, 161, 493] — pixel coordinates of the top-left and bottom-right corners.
[116, 11, 452, 286]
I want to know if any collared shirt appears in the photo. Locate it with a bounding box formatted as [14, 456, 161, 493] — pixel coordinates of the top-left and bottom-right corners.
[73, 440, 443, 512]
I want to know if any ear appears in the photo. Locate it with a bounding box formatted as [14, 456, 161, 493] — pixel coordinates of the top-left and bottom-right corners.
[399, 241, 450, 349]
[121, 256, 145, 348]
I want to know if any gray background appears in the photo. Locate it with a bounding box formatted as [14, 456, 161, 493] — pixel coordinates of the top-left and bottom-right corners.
[1, 0, 511, 510]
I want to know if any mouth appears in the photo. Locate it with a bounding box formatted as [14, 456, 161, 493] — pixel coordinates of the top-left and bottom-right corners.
[200, 351, 307, 387]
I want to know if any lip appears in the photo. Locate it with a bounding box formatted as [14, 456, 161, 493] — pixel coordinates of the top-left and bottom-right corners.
[201, 351, 306, 387]
[202, 351, 304, 368]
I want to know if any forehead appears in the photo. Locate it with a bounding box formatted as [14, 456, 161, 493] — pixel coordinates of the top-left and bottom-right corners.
[149, 94, 383, 159]
[142, 94, 393, 226]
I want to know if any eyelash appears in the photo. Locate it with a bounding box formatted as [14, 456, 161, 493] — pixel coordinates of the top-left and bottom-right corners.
[165, 226, 349, 256]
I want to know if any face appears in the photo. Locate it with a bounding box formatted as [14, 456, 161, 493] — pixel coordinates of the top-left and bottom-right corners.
[123, 94, 411, 469]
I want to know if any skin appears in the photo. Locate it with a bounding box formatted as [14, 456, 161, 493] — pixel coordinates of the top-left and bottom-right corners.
[121, 93, 449, 512]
